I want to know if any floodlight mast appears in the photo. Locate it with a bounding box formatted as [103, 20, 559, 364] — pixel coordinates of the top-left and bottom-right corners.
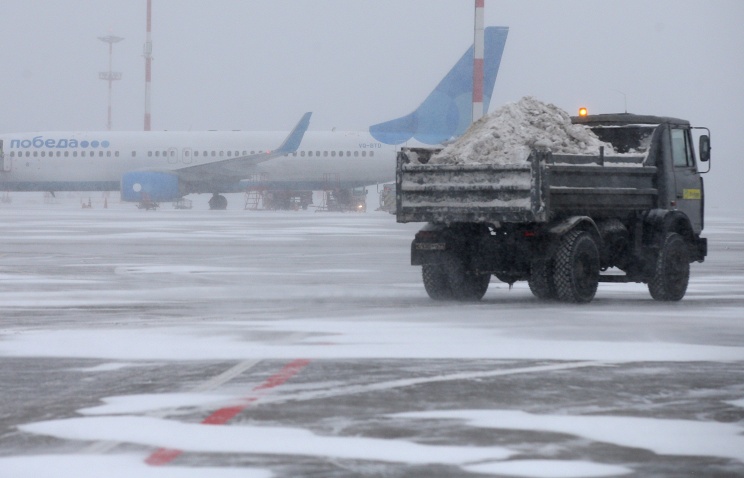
[472, 0, 485, 123]
[143, 0, 153, 131]
[98, 35, 124, 131]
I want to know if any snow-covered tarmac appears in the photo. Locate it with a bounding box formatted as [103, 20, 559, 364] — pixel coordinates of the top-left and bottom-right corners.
[1, 193, 743, 477]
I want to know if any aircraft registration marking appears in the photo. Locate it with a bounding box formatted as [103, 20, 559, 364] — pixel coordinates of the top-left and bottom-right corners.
[358, 142, 383, 149]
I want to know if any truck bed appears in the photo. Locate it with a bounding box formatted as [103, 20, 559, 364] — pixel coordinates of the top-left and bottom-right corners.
[396, 148, 658, 224]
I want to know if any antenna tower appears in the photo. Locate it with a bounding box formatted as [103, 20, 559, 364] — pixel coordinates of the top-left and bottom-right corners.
[98, 35, 124, 131]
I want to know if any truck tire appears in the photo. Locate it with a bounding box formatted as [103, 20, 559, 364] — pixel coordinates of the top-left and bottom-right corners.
[422, 264, 453, 300]
[528, 259, 557, 300]
[442, 253, 490, 301]
[421, 253, 489, 301]
[648, 232, 689, 301]
[554, 230, 599, 303]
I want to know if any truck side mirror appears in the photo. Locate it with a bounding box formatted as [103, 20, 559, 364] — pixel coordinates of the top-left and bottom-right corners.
[699, 135, 710, 162]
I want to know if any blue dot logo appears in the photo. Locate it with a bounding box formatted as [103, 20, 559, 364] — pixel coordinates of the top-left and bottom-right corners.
[91, 141, 100, 148]
[81, 141, 89, 148]
[101, 141, 110, 148]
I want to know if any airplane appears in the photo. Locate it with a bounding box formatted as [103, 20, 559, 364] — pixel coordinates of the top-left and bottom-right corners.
[0, 26, 508, 210]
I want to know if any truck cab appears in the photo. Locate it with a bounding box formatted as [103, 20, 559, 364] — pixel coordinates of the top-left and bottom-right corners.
[574, 113, 710, 235]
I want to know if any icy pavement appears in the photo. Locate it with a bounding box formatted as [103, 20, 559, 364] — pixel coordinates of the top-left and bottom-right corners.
[1, 194, 743, 477]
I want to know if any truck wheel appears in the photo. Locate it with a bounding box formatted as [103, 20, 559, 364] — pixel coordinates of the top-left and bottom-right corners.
[422, 264, 453, 300]
[528, 259, 557, 300]
[442, 253, 489, 301]
[648, 232, 689, 301]
[554, 230, 599, 303]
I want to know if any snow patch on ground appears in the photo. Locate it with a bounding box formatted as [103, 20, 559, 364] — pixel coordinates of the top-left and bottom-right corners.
[396, 409, 744, 463]
[464, 459, 632, 477]
[0, 454, 271, 478]
[429, 96, 613, 165]
[19, 415, 515, 465]
[78, 393, 238, 415]
[2, 320, 743, 362]
[74, 362, 154, 373]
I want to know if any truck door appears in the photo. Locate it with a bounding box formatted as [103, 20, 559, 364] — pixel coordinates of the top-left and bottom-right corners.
[670, 128, 703, 233]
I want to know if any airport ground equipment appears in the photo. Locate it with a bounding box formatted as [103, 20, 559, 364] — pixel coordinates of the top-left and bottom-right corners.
[378, 184, 396, 214]
[396, 113, 711, 303]
[317, 187, 368, 212]
[264, 190, 313, 210]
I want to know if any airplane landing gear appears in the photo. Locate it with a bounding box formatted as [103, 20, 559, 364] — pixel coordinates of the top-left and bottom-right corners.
[209, 193, 228, 210]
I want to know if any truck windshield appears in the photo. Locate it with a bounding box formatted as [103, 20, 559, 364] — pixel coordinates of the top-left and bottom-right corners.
[589, 126, 656, 154]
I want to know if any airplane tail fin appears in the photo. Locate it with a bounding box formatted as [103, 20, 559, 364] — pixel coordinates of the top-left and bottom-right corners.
[276, 112, 312, 154]
[369, 26, 508, 145]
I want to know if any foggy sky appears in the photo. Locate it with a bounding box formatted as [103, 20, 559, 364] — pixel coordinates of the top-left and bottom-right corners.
[1, 0, 742, 207]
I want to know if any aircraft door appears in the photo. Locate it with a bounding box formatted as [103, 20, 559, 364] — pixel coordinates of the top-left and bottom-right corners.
[182, 147, 193, 164]
[670, 128, 703, 234]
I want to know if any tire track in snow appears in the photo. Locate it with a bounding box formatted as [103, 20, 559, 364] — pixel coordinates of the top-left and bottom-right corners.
[260, 360, 607, 406]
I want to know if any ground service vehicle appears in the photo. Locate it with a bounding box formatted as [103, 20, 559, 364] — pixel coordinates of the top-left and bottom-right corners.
[396, 113, 711, 303]
[378, 183, 396, 214]
[318, 187, 368, 212]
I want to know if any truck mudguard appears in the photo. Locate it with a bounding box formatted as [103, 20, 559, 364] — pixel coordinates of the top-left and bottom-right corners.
[548, 216, 601, 241]
[644, 209, 695, 244]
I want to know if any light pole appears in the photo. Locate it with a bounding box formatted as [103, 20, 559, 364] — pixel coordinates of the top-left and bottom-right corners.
[98, 35, 124, 131]
[144, 0, 153, 131]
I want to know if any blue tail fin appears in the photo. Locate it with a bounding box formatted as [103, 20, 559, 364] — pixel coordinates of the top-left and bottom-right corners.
[276, 112, 312, 154]
[369, 26, 508, 145]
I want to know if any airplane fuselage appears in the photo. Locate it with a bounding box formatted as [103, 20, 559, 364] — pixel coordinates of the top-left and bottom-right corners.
[0, 130, 397, 192]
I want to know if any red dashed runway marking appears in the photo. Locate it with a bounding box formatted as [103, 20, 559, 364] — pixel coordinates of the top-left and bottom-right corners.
[146, 358, 311, 466]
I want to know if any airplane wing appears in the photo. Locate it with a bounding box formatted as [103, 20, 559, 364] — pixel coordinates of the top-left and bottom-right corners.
[174, 112, 311, 184]
[120, 112, 312, 202]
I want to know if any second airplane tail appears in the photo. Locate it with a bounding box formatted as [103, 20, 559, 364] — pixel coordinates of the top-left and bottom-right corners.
[369, 26, 509, 146]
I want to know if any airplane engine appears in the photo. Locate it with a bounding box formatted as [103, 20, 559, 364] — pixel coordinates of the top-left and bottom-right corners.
[121, 171, 181, 202]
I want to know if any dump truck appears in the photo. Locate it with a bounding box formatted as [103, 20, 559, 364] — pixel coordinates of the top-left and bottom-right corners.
[396, 113, 711, 303]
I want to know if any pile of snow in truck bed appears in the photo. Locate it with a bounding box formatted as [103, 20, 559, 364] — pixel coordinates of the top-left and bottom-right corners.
[429, 96, 615, 165]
